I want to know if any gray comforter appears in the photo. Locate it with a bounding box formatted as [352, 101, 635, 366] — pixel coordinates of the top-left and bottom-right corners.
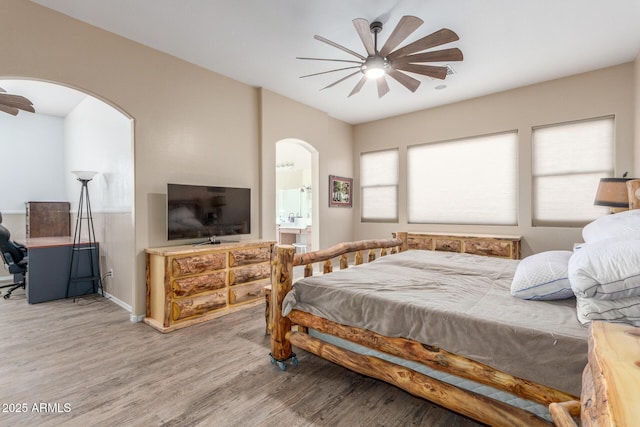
[283, 250, 588, 396]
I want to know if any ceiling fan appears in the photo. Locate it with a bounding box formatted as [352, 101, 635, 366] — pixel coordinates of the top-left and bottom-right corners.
[297, 15, 463, 98]
[0, 86, 35, 116]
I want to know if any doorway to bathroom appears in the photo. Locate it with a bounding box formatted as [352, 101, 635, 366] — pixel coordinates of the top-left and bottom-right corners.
[275, 139, 318, 253]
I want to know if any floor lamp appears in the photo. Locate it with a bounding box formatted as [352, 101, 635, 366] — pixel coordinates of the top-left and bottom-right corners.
[67, 170, 102, 298]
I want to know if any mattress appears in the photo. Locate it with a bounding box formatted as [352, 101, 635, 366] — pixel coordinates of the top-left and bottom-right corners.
[283, 250, 588, 396]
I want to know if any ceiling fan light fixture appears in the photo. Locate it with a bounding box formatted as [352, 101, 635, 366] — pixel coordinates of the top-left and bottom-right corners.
[364, 67, 385, 79]
[362, 55, 389, 79]
[298, 16, 463, 97]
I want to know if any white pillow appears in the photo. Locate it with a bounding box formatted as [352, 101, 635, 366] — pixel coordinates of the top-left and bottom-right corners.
[576, 295, 640, 327]
[582, 209, 640, 243]
[511, 251, 574, 300]
[569, 238, 640, 300]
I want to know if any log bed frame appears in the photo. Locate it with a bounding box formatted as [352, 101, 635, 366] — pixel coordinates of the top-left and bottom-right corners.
[269, 232, 579, 427]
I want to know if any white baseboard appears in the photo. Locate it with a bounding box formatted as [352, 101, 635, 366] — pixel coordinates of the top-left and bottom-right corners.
[102, 291, 143, 323]
[129, 313, 145, 323]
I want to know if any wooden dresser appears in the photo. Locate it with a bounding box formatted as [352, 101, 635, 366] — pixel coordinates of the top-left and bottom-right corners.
[397, 232, 521, 259]
[145, 240, 274, 332]
[550, 321, 640, 426]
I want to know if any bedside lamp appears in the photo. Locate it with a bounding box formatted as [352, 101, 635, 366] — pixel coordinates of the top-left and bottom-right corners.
[627, 179, 640, 210]
[594, 177, 633, 213]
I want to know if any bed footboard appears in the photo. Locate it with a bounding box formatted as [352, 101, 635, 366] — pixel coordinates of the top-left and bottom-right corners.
[269, 234, 405, 368]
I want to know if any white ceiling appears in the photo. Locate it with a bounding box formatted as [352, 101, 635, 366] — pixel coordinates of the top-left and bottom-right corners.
[18, 0, 640, 123]
[0, 79, 87, 117]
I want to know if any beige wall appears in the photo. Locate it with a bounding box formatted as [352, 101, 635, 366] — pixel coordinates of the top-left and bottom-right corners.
[353, 64, 636, 256]
[1, 1, 260, 316]
[260, 90, 354, 250]
[1, 1, 353, 317]
[3, 1, 638, 316]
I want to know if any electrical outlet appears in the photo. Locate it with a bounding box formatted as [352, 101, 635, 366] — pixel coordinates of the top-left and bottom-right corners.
[108, 268, 113, 278]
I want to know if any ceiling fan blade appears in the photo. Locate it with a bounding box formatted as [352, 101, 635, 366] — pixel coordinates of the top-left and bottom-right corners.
[314, 35, 366, 60]
[387, 69, 421, 92]
[393, 63, 448, 80]
[392, 47, 463, 64]
[321, 71, 361, 90]
[0, 93, 35, 112]
[0, 103, 19, 115]
[353, 18, 375, 56]
[379, 15, 423, 57]
[377, 76, 390, 98]
[297, 57, 362, 64]
[348, 75, 368, 97]
[388, 28, 459, 60]
[300, 66, 361, 79]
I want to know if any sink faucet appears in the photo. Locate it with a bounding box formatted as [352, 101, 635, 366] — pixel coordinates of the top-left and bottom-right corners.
[288, 212, 294, 223]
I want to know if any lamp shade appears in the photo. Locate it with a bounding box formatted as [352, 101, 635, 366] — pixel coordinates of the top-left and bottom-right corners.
[594, 178, 633, 208]
[627, 179, 640, 210]
[71, 170, 98, 181]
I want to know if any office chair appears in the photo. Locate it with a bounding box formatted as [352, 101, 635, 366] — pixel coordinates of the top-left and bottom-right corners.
[0, 212, 27, 300]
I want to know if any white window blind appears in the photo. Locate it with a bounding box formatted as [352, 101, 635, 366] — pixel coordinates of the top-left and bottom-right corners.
[532, 116, 614, 226]
[360, 149, 399, 222]
[408, 132, 518, 225]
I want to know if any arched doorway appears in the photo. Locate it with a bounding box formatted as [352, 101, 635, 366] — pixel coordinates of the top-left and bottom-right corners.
[0, 78, 135, 315]
[275, 138, 319, 252]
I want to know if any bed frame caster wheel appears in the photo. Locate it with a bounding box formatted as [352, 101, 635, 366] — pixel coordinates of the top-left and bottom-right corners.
[269, 352, 297, 371]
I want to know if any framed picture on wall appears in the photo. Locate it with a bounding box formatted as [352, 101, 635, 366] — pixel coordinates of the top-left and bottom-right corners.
[329, 175, 353, 208]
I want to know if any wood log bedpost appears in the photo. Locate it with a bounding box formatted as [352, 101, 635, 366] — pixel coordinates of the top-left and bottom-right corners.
[304, 263, 313, 278]
[396, 231, 409, 252]
[269, 245, 296, 369]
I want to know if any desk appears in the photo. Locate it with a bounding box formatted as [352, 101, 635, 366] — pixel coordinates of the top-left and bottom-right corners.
[22, 237, 100, 304]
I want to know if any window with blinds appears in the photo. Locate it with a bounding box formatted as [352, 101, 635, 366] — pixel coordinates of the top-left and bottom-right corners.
[360, 149, 399, 222]
[407, 131, 518, 225]
[532, 116, 614, 226]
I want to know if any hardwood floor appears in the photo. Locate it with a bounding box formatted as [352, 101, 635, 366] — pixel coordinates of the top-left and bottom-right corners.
[0, 291, 482, 427]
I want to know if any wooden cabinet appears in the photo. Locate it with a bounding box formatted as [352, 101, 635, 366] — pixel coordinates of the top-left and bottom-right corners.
[277, 225, 312, 252]
[580, 321, 640, 426]
[399, 232, 521, 259]
[144, 240, 274, 332]
[25, 201, 70, 238]
[549, 321, 640, 426]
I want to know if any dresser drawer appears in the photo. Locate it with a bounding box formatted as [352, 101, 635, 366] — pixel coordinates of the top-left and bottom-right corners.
[229, 246, 271, 267]
[229, 262, 270, 286]
[171, 292, 227, 322]
[172, 271, 227, 297]
[229, 279, 269, 305]
[171, 252, 226, 277]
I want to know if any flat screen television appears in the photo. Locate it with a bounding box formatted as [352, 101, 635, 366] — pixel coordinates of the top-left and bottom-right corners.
[167, 183, 251, 241]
